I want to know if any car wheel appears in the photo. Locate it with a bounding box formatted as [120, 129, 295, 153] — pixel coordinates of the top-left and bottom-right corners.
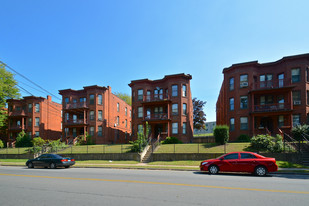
[28, 162, 34, 168]
[255, 166, 267, 176]
[209, 165, 219, 174]
[64, 166, 70, 168]
[50, 163, 56, 169]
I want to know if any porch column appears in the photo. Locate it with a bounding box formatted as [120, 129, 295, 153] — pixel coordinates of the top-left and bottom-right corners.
[167, 103, 170, 119]
[251, 93, 254, 112]
[167, 121, 170, 137]
[289, 91, 293, 110]
[289, 114, 293, 128]
[251, 115, 255, 137]
[21, 118, 25, 130]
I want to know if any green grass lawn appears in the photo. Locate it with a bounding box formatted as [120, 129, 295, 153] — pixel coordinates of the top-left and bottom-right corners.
[0, 147, 31, 154]
[193, 133, 213, 137]
[155, 143, 251, 153]
[60, 144, 132, 154]
[0, 143, 252, 154]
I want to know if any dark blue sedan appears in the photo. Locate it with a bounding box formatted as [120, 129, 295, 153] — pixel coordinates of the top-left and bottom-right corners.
[26, 154, 75, 169]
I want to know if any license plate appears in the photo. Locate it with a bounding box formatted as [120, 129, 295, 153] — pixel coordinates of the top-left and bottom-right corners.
[68, 160, 71, 162]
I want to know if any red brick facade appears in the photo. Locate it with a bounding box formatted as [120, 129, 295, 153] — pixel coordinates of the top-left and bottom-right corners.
[129, 73, 193, 143]
[59, 85, 131, 144]
[7, 96, 62, 145]
[217, 53, 309, 141]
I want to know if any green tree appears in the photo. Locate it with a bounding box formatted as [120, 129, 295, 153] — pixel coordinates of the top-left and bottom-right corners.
[15, 130, 33, 147]
[0, 63, 20, 131]
[115, 92, 131, 106]
[130, 122, 149, 152]
[192, 98, 207, 130]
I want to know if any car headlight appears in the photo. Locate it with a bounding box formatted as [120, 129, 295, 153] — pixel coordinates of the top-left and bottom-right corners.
[201, 162, 208, 166]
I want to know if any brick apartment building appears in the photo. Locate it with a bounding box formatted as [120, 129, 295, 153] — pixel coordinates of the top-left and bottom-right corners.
[59, 85, 131, 144]
[216, 53, 309, 141]
[6, 96, 62, 146]
[129, 73, 193, 143]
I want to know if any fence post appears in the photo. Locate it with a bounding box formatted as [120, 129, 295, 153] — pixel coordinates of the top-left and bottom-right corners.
[87, 145, 89, 154]
[121, 144, 123, 153]
[18, 147, 20, 155]
[174, 144, 176, 154]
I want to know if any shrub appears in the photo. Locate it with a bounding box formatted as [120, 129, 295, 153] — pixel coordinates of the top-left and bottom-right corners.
[291, 124, 309, 141]
[47, 139, 67, 151]
[75, 132, 95, 145]
[15, 131, 33, 147]
[32, 137, 46, 147]
[237, 134, 251, 142]
[250, 134, 284, 153]
[161, 137, 182, 144]
[0, 139, 4, 148]
[213, 125, 229, 145]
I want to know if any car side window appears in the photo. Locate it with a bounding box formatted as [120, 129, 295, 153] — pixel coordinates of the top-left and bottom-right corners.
[224, 153, 239, 160]
[39, 155, 47, 159]
[240, 153, 256, 159]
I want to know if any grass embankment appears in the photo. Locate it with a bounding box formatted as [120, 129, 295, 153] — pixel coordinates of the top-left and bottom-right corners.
[155, 143, 250, 153]
[193, 133, 213, 137]
[0, 148, 31, 154]
[59, 144, 132, 154]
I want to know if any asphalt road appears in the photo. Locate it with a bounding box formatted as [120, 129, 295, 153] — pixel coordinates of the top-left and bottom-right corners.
[0, 166, 308, 206]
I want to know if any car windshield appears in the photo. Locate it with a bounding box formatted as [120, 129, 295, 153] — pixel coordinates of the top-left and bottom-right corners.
[50, 154, 64, 159]
[216, 154, 226, 159]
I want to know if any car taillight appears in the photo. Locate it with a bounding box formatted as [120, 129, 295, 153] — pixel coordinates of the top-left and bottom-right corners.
[61, 159, 68, 162]
[71, 159, 75, 162]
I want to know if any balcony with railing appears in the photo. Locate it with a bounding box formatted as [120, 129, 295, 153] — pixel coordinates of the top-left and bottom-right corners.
[63, 119, 88, 126]
[64, 102, 88, 110]
[8, 125, 24, 131]
[143, 113, 170, 122]
[142, 94, 171, 104]
[9, 111, 27, 117]
[251, 79, 293, 91]
[251, 103, 292, 113]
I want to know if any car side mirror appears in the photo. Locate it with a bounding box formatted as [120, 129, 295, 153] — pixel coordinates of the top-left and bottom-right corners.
[220, 158, 224, 161]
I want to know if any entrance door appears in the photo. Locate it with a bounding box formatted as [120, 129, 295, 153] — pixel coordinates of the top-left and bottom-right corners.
[154, 124, 163, 139]
[260, 117, 273, 134]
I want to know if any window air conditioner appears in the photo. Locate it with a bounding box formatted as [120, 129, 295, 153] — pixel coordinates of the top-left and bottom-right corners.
[293, 100, 301, 105]
[240, 82, 248, 87]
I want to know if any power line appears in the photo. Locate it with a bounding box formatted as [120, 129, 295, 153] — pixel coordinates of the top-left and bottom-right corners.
[16, 85, 34, 96]
[18, 80, 47, 95]
[0, 60, 61, 101]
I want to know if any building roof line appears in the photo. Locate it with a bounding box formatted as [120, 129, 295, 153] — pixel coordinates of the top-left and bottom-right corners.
[223, 53, 309, 73]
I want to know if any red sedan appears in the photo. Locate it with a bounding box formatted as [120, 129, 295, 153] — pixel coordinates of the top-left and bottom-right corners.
[200, 152, 278, 176]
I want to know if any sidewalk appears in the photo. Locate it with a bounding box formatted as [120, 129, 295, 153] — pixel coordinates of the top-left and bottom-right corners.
[1, 161, 309, 174]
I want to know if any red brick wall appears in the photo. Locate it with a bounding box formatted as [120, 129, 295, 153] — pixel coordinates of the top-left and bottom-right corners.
[217, 54, 309, 141]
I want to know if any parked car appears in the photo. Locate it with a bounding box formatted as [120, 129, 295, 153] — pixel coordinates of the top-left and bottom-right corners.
[200, 152, 278, 176]
[26, 154, 75, 169]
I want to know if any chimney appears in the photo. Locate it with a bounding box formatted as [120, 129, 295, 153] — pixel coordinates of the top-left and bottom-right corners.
[47, 95, 52, 101]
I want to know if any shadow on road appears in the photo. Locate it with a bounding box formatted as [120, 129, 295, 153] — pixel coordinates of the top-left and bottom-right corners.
[193, 171, 309, 179]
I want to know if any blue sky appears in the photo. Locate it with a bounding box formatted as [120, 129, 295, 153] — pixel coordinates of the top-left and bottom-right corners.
[1, 0, 309, 122]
